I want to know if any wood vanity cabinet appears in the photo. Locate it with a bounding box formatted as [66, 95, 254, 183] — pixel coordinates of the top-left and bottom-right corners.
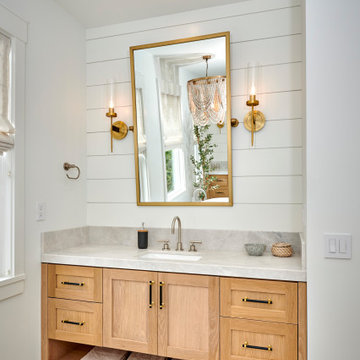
[42, 264, 306, 360]
[102, 269, 219, 360]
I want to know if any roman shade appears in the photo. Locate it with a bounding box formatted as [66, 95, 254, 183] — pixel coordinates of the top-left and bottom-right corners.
[0, 32, 13, 155]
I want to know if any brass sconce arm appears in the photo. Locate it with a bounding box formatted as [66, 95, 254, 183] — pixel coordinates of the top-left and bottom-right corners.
[244, 94, 265, 146]
[106, 106, 134, 152]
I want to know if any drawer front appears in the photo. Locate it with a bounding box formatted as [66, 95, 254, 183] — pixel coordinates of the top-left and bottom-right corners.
[220, 318, 297, 360]
[48, 298, 102, 346]
[213, 175, 228, 185]
[213, 188, 229, 198]
[48, 264, 102, 302]
[220, 278, 297, 323]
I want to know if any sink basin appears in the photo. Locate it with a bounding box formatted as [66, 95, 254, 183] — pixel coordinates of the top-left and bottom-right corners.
[140, 252, 202, 262]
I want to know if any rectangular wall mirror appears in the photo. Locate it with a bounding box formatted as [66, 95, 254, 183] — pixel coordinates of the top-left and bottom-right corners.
[130, 32, 233, 206]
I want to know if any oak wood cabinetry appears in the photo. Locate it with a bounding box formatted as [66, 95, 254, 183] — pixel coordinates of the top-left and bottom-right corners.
[157, 273, 219, 360]
[48, 264, 102, 302]
[48, 298, 102, 346]
[102, 269, 219, 360]
[103, 269, 158, 354]
[207, 174, 229, 199]
[42, 264, 306, 360]
[220, 278, 298, 323]
[221, 318, 297, 360]
[220, 278, 303, 360]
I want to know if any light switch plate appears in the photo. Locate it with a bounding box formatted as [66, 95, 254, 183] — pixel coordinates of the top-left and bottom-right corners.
[36, 202, 46, 221]
[324, 233, 352, 259]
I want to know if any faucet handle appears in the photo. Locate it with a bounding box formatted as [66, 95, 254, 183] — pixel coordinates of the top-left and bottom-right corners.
[189, 241, 202, 252]
[157, 240, 170, 251]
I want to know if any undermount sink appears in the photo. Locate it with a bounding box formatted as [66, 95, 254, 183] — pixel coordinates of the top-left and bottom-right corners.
[140, 252, 202, 262]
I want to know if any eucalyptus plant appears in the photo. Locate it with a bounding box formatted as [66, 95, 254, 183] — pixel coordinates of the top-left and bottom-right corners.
[190, 124, 218, 200]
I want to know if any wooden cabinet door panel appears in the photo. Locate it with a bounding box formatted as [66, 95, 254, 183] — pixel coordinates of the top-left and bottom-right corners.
[221, 278, 297, 324]
[158, 273, 219, 360]
[221, 318, 297, 360]
[103, 269, 158, 354]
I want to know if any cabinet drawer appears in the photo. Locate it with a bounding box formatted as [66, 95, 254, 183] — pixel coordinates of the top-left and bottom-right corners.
[220, 318, 297, 360]
[48, 298, 102, 346]
[220, 278, 297, 323]
[48, 264, 102, 302]
[213, 175, 228, 185]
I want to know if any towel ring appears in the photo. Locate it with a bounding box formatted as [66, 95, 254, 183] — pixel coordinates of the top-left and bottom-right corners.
[63, 162, 80, 180]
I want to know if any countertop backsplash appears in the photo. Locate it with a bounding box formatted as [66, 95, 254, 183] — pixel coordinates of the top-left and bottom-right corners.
[42, 226, 302, 255]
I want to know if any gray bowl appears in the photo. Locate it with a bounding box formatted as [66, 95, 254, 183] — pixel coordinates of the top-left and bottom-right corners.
[244, 243, 266, 256]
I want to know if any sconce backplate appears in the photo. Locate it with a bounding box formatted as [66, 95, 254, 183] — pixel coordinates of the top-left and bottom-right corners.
[243, 110, 266, 132]
[112, 121, 128, 140]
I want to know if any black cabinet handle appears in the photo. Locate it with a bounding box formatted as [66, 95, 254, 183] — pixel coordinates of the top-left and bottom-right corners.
[159, 282, 164, 309]
[242, 297, 272, 304]
[61, 281, 84, 287]
[242, 342, 272, 351]
[61, 320, 85, 326]
[149, 281, 154, 308]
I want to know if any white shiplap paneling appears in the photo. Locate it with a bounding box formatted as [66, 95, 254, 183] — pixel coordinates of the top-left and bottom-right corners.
[233, 148, 302, 176]
[87, 155, 135, 179]
[87, 175, 302, 205]
[87, 203, 304, 232]
[85, 0, 305, 232]
[86, 6, 302, 63]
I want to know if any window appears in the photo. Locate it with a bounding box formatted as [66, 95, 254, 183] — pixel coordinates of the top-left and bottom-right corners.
[0, 32, 13, 278]
[0, 3, 27, 301]
[165, 147, 186, 200]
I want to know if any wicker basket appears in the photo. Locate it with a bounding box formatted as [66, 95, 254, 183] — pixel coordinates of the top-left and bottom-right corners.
[271, 242, 293, 257]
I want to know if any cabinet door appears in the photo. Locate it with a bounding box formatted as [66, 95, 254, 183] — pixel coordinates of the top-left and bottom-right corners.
[158, 273, 219, 360]
[103, 269, 158, 354]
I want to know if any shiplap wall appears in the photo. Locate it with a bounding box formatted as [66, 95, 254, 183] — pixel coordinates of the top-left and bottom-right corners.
[86, 0, 305, 231]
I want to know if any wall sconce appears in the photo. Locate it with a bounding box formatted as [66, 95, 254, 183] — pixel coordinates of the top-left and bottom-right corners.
[244, 64, 265, 146]
[106, 102, 134, 152]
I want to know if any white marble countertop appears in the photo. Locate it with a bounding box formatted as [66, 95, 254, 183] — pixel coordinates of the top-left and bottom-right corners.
[42, 244, 306, 281]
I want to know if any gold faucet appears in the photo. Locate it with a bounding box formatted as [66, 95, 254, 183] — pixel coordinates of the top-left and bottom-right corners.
[171, 216, 183, 251]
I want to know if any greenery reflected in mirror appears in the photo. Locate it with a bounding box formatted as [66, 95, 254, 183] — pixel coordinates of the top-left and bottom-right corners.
[130, 33, 233, 206]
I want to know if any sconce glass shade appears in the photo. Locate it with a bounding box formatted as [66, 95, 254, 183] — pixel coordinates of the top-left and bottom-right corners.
[187, 75, 226, 126]
[246, 63, 260, 96]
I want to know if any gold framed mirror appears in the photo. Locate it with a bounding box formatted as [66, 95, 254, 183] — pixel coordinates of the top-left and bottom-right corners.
[130, 32, 233, 206]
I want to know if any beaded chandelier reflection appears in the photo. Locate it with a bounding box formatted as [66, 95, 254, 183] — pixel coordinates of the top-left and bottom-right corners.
[187, 55, 226, 126]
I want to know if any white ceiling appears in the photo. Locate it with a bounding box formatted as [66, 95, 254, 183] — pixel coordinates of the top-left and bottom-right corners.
[54, 0, 246, 28]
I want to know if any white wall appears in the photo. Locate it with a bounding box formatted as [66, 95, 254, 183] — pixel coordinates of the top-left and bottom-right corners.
[0, 0, 86, 358]
[86, 0, 305, 231]
[306, 0, 360, 359]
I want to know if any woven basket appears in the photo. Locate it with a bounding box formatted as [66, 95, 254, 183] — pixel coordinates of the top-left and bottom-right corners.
[271, 242, 293, 257]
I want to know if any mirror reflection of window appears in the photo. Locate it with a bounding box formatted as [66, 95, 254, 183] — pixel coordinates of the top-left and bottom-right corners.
[165, 148, 186, 201]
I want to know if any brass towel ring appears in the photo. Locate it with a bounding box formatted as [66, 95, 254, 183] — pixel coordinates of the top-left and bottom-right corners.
[63, 162, 80, 180]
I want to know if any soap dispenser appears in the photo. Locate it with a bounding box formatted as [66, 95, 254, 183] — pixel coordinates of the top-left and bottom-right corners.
[138, 222, 148, 249]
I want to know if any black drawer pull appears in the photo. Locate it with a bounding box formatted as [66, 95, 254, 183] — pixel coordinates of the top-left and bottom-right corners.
[242, 342, 272, 351]
[242, 297, 272, 304]
[149, 281, 154, 308]
[61, 281, 84, 287]
[61, 320, 85, 326]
